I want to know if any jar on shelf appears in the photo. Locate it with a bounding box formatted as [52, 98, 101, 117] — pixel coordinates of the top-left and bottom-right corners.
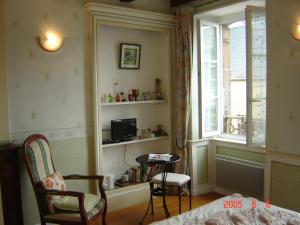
[108, 93, 114, 103]
[128, 90, 133, 101]
[141, 129, 147, 139]
[102, 94, 107, 103]
[115, 93, 121, 102]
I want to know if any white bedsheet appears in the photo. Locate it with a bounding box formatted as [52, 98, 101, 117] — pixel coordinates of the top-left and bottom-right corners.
[150, 194, 300, 225]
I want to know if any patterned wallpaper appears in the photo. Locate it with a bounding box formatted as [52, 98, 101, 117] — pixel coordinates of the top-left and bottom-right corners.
[6, 0, 92, 143]
[266, 0, 300, 155]
[0, 0, 9, 142]
[5, 0, 172, 143]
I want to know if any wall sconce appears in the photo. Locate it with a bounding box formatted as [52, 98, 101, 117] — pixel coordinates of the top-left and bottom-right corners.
[291, 24, 300, 41]
[37, 31, 64, 52]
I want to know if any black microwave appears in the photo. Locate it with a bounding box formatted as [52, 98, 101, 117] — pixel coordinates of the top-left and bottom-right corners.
[111, 118, 137, 142]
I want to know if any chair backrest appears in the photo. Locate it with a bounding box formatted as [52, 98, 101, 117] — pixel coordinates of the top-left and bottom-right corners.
[23, 134, 56, 216]
[23, 134, 55, 183]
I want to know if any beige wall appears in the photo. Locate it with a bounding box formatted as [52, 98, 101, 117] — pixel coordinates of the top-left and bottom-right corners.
[266, 0, 300, 211]
[271, 161, 300, 212]
[0, 0, 7, 223]
[5, 0, 92, 221]
[266, 0, 300, 155]
[7, 0, 91, 139]
[4, 0, 171, 224]
[0, 0, 9, 142]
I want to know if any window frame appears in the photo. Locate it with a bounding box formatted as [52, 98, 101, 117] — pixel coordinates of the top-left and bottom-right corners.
[197, 7, 266, 147]
[198, 20, 222, 138]
[219, 20, 247, 142]
[246, 6, 267, 147]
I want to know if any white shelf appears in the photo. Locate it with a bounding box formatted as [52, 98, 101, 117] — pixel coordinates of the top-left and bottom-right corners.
[101, 100, 166, 106]
[102, 135, 168, 148]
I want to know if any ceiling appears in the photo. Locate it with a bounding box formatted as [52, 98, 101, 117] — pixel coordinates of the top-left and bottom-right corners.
[170, 0, 197, 7]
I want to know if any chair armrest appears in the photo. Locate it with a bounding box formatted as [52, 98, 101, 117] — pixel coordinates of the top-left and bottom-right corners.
[63, 174, 107, 202]
[63, 174, 104, 180]
[38, 188, 88, 219]
[39, 188, 84, 198]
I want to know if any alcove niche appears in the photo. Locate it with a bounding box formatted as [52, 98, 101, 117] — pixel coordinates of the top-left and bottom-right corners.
[85, 2, 176, 210]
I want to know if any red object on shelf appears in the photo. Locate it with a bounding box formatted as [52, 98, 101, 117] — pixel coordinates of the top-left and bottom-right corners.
[115, 94, 121, 102]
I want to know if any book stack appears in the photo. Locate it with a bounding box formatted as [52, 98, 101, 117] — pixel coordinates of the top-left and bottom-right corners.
[141, 164, 162, 182]
[124, 166, 143, 184]
[114, 164, 164, 188]
[148, 153, 171, 161]
[115, 167, 143, 187]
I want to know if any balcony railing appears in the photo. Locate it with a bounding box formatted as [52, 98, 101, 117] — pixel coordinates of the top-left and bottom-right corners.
[224, 115, 246, 136]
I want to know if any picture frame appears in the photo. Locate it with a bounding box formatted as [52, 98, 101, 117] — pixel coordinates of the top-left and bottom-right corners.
[119, 43, 141, 69]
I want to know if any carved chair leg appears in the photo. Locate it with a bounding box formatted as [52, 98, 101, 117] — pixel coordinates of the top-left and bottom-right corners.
[178, 186, 182, 214]
[188, 180, 192, 210]
[102, 202, 108, 225]
[150, 182, 154, 214]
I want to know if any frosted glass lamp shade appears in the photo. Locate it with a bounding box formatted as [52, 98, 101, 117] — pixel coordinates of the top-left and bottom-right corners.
[291, 24, 300, 41]
[38, 31, 64, 52]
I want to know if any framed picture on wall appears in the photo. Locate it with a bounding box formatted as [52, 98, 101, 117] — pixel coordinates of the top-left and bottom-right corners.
[119, 43, 141, 69]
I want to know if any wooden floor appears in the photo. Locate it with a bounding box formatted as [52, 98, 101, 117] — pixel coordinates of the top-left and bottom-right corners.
[106, 192, 223, 225]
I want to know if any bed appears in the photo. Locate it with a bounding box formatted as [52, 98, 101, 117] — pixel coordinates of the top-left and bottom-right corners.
[150, 194, 300, 225]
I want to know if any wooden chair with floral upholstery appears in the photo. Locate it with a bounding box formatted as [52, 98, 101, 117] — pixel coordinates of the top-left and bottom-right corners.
[23, 134, 107, 225]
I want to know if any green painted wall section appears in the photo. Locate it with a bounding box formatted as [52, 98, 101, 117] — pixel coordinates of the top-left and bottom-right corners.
[197, 145, 208, 185]
[216, 146, 265, 163]
[19, 137, 94, 225]
[271, 162, 300, 212]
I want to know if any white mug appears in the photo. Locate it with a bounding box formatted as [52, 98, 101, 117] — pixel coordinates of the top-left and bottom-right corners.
[105, 174, 114, 190]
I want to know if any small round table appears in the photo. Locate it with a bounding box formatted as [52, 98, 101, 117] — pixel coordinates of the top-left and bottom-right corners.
[136, 153, 180, 224]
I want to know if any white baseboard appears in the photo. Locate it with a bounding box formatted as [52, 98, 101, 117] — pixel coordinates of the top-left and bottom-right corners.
[213, 186, 235, 196]
[192, 183, 213, 196]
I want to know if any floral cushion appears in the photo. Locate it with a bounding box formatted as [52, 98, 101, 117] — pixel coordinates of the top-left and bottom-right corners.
[41, 171, 67, 213]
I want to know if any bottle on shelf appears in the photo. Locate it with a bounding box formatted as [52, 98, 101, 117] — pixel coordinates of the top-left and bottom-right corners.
[155, 78, 163, 100]
[120, 92, 126, 102]
[102, 94, 107, 103]
[128, 90, 133, 101]
[115, 93, 121, 102]
[113, 80, 118, 97]
[108, 93, 114, 103]
[141, 129, 147, 139]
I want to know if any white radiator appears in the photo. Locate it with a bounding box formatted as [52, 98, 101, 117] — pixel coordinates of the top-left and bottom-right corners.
[215, 155, 264, 199]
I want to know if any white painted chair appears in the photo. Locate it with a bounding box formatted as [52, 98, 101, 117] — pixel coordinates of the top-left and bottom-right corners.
[150, 172, 192, 214]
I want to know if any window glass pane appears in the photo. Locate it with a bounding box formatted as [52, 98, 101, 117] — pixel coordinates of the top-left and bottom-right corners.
[202, 26, 217, 61]
[201, 24, 219, 136]
[222, 21, 246, 137]
[205, 98, 218, 132]
[203, 62, 218, 97]
[250, 10, 266, 145]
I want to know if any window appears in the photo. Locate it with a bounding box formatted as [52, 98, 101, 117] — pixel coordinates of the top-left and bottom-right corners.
[200, 23, 220, 137]
[222, 20, 247, 138]
[198, 6, 266, 146]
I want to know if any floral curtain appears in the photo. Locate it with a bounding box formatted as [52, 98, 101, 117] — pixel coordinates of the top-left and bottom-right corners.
[174, 7, 193, 175]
